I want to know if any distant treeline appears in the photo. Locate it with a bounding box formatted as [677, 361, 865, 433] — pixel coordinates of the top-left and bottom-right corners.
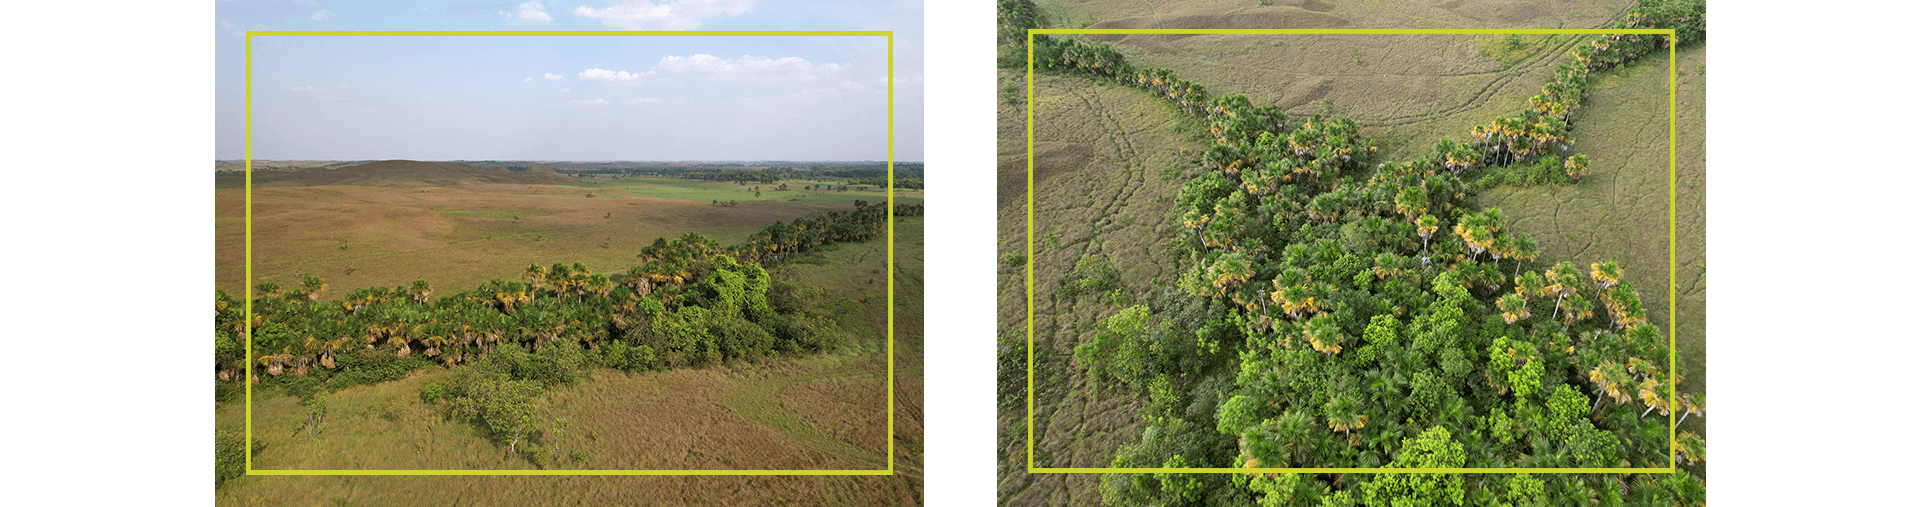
[460, 160, 927, 187]
[847, 177, 923, 190]
[682, 170, 790, 183]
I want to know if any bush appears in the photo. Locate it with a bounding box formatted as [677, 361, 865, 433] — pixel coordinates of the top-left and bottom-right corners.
[766, 280, 815, 314]
[525, 341, 588, 386]
[714, 317, 777, 361]
[331, 349, 434, 389]
[626, 344, 658, 370]
[420, 381, 448, 403]
[779, 314, 845, 352]
[214, 430, 262, 487]
[600, 340, 630, 370]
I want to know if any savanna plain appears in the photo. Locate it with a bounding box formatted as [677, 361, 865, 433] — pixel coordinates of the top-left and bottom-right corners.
[215, 159, 924, 505]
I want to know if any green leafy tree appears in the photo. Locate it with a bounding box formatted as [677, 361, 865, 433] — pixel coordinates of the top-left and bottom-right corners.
[1509, 349, 1546, 400]
[1359, 426, 1467, 507]
[1407, 371, 1447, 422]
[1217, 394, 1263, 437]
[1482, 336, 1512, 395]
[1503, 473, 1547, 507]
[446, 368, 542, 454]
[1074, 305, 1155, 387]
[1155, 455, 1205, 505]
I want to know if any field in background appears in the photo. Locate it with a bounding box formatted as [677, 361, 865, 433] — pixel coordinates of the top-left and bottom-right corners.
[214, 217, 924, 505]
[575, 175, 923, 207]
[214, 170, 917, 297]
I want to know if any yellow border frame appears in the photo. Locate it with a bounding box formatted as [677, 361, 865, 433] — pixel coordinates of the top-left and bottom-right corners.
[1023, 28, 1680, 474]
[245, 30, 896, 476]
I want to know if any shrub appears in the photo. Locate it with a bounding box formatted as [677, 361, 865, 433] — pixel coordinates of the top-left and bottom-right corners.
[525, 341, 588, 386]
[626, 344, 658, 370]
[601, 340, 632, 370]
[214, 430, 262, 487]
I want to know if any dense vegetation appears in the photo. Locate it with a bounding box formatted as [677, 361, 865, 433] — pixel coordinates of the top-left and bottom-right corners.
[1003, 1, 1706, 505]
[465, 160, 928, 188]
[216, 200, 920, 473]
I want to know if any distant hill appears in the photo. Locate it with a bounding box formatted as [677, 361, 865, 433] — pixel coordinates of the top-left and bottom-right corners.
[255, 160, 580, 187]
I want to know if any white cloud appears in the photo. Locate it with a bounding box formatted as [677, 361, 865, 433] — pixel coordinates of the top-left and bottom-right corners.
[578, 67, 655, 84]
[620, 98, 664, 104]
[653, 54, 840, 82]
[572, 0, 757, 30]
[542, 73, 567, 81]
[567, 98, 610, 105]
[784, 80, 879, 101]
[310, 10, 332, 21]
[516, 1, 554, 23]
[525, 77, 534, 82]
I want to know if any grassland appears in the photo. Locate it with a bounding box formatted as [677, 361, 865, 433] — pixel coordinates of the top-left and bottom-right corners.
[997, 70, 1202, 505]
[999, 1, 1703, 505]
[214, 217, 924, 505]
[214, 174, 917, 297]
[568, 175, 923, 206]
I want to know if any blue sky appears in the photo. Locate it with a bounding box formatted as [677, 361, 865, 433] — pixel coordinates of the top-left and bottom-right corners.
[215, 0, 923, 161]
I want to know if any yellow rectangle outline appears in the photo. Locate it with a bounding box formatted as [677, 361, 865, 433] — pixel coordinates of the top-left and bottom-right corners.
[246, 30, 896, 476]
[1024, 28, 1680, 474]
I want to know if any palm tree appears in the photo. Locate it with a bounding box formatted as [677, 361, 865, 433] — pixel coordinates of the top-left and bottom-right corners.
[294, 274, 327, 302]
[1636, 377, 1672, 420]
[1545, 262, 1582, 320]
[1324, 394, 1368, 443]
[407, 279, 433, 305]
[1273, 410, 1316, 466]
[1303, 314, 1347, 355]
[1586, 361, 1633, 414]
[1601, 283, 1649, 329]
[1589, 261, 1622, 290]
[1509, 235, 1540, 278]
[1560, 294, 1594, 327]
[1673, 431, 1705, 466]
[1676, 393, 1704, 427]
[1563, 154, 1591, 180]
[1416, 214, 1439, 253]
[1387, 185, 1425, 224]
[1497, 292, 1531, 324]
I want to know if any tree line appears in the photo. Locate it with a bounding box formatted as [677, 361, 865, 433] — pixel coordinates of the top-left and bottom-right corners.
[216, 200, 924, 397]
[1003, 0, 1705, 505]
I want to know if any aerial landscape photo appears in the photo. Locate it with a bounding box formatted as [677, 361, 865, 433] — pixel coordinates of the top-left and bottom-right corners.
[214, 28, 923, 504]
[998, 0, 1705, 505]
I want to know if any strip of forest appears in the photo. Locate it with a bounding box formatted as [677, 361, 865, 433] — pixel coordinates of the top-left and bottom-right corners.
[1001, 0, 1704, 505]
